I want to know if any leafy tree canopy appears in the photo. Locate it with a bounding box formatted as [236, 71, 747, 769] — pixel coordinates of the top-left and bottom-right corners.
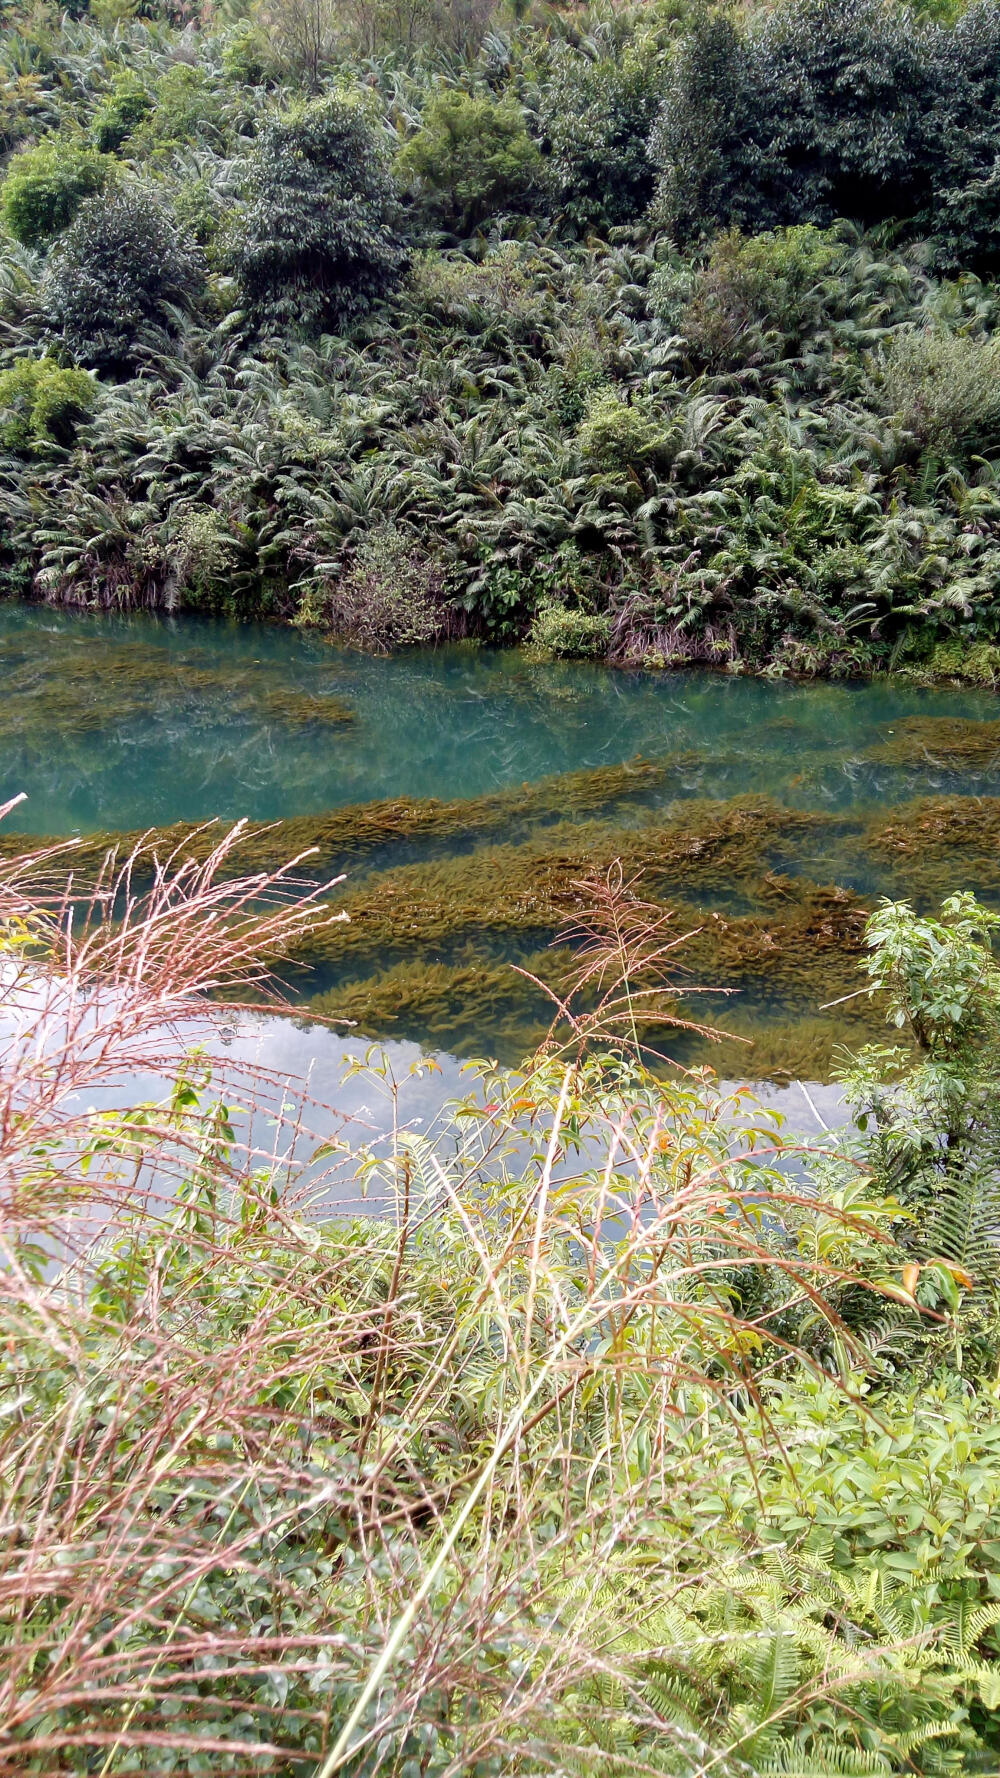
[232, 90, 407, 331]
[397, 90, 541, 237]
[44, 183, 204, 370]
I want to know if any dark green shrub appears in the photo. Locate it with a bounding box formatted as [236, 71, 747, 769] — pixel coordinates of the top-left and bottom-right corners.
[648, 8, 754, 243]
[233, 93, 406, 331]
[926, 4, 1000, 271]
[1, 136, 110, 249]
[0, 356, 96, 451]
[651, 0, 933, 241]
[397, 91, 540, 236]
[91, 74, 152, 155]
[545, 40, 667, 231]
[651, 0, 1000, 270]
[44, 184, 204, 369]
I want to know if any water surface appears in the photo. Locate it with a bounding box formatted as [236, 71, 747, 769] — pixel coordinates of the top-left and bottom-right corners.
[3, 602, 998, 1080]
[2, 603, 997, 831]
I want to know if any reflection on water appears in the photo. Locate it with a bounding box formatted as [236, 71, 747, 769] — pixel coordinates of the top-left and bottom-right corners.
[2, 602, 998, 1079]
[51, 1008, 851, 1217]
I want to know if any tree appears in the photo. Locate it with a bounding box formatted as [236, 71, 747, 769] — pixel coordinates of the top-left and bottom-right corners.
[1, 137, 110, 250]
[649, 9, 754, 242]
[650, 0, 934, 242]
[545, 41, 667, 232]
[44, 184, 204, 370]
[232, 93, 407, 332]
[397, 91, 540, 237]
[923, 1, 1000, 271]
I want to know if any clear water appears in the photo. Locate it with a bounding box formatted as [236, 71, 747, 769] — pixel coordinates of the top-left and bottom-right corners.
[3, 602, 998, 1081]
[2, 602, 998, 835]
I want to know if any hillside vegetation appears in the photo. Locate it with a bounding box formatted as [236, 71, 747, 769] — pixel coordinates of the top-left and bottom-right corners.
[5, 0, 1000, 673]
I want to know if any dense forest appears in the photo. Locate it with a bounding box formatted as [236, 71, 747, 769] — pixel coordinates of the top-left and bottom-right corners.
[6, 0, 1000, 674]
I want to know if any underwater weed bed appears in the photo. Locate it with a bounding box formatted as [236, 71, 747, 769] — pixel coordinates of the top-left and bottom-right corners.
[6, 604, 1000, 1075]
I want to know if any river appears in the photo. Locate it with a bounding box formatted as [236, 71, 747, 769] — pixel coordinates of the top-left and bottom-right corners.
[3, 600, 999, 1094]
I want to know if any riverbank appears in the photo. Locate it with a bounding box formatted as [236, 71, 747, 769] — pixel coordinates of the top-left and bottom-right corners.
[5, 845, 1000, 1775]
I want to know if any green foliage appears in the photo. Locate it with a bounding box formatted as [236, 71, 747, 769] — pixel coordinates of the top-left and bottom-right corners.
[1, 135, 109, 248]
[840, 892, 1000, 1374]
[90, 72, 151, 155]
[7, 871, 1000, 1771]
[2, 0, 1000, 663]
[220, 17, 275, 84]
[398, 91, 541, 236]
[649, 5, 749, 244]
[144, 62, 224, 150]
[663, 1376, 1000, 1773]
[545, 36, 667, 232]
[870, 327, 1000, 458]
[657, 225, 849, 371]
[861, 891, 1000, 1052]
[577, 389, 660, 473]
[43, 183, 204, 370]
[528, 598, 611, 657]
[233, 91, 406, 331]
[923, 637, 1000, 686]
[0, 355, 95, 451]
[650, 0, 1000, 271]
[298, 521, 450, 649]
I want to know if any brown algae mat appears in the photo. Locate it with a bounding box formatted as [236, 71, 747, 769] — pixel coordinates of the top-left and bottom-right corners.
[7, 757, 998, 1081]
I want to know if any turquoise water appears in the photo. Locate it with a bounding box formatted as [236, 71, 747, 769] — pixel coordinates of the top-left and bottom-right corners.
[4, 601, 1000, 1078]
[1, 602, 999, 836]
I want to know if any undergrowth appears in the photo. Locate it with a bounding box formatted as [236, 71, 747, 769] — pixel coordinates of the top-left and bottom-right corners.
[3, 830, 1000, 1772]
[3, 0, 1000, 671]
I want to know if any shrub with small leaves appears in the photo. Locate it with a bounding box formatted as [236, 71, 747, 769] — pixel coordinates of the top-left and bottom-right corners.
[1, 136, 110, 249]
[870, 327, 1000, 457]
[545, 39, 667, 232]
[529, 599, 611, 658]
[298, 523, 450, 651]
[44, 184, 204, 370]
[577, 390, 659, 474]
[233, 92, 406, 332]
[0, 356, 96, 452]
